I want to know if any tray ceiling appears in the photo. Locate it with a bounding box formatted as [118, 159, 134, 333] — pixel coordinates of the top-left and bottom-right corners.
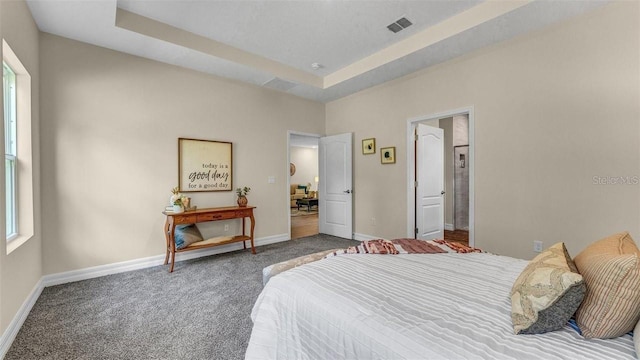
[27, 0, 607, 102]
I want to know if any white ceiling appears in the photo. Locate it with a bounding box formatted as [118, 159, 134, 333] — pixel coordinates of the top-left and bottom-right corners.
[27, 0, 607, 103]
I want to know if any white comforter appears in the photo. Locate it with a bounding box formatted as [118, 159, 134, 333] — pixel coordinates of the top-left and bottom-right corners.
[246, 253, 635, 359]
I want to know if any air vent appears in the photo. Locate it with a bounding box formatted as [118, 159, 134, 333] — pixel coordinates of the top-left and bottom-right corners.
[387, 23, 402, 33]
[262, 77, 298, 92]
[387, 17, 413, 34]
[396, 17, 412, 29]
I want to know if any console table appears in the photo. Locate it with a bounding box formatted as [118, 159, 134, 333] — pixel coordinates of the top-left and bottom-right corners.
[163, 206, 256, 272]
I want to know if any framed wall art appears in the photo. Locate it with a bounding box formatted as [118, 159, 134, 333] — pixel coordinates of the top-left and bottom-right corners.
[362, 138, 376, 155]
[380, 146, 396, 164]
[178, 138, 232, 192]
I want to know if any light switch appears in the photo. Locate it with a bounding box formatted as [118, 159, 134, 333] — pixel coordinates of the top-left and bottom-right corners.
[268, 176, 276, 184]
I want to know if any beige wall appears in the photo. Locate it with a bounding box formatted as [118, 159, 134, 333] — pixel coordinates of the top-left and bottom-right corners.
[290, 147, 318, 190]
[39, 34, 325, 274]
[0, 0, 42, 333]
[326, 2, 640, 260]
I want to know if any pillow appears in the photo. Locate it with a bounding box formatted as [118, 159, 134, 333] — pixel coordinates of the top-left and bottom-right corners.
[174, 224, 203, 250]
[294, 188, 306, 195]
[510, 242, 585, 335]
[297, 185, 308, 194]
[574, 232, 640, 339]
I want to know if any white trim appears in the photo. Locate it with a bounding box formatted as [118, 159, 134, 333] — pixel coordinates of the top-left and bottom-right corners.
[3, 39, 35, 255]
[353, 232, 382, 241]
[42, 233, 289, 287]
[407, 107, 475, 247]
[444, 223, 454, 231]
[0, 279, 44, 359]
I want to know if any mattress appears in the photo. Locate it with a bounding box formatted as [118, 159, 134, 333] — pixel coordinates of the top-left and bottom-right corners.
[246, 253, 635, 359]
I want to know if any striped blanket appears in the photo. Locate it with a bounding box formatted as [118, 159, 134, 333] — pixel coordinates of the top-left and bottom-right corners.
[328, 238, 483, 256]
[262, 239, 482, 285]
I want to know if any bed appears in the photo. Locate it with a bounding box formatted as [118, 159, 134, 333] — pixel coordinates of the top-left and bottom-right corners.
[246, 252, 636, 359]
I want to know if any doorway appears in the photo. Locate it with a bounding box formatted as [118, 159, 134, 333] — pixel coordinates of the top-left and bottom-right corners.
[288, 132, 320, 239]
[406, 108, 474, 246]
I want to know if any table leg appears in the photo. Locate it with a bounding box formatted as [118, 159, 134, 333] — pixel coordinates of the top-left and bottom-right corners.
[163, 218, 170, 265]
[249, 212, 256, 254]
[242, 218, 247, 250]
[168, 221, 176, 273]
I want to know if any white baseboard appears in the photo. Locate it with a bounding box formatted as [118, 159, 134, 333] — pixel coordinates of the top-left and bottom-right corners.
[445, 223, 454, 231]
[353, 233, 383, 241]
[42, 233, 289, 287]
[0, 279, 44, 359]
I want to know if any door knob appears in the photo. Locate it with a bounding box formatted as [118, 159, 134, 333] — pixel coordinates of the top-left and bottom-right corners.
[344, 190, 351, 194]
[441, 191, 445, 195]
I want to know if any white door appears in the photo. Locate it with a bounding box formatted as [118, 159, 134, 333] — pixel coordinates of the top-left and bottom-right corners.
[319, 133, 353, 239]
[416, 124, 444, 240]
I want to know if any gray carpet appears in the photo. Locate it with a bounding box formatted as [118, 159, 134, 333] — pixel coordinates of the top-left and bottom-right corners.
[6, 234, 359, 360]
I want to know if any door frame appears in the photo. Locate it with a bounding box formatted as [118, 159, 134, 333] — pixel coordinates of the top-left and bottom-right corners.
[453, 144, 470, 230]
[287, 130, 322, 240]
[405, 107, 475, 246]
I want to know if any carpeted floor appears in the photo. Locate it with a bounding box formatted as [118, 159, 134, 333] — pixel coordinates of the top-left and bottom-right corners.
[6, 234, 359, 360]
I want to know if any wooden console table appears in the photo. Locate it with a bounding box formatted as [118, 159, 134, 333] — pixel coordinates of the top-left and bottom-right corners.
[163, 206, 256, 272]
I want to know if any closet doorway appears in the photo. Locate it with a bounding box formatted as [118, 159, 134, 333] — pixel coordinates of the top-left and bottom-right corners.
[407, 108, 474, 246]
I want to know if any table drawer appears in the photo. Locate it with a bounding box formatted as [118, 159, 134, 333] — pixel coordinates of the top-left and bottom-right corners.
[197, 212, 236, 222]
[173, 214, 197, 224]
[235, 209, 252, 217]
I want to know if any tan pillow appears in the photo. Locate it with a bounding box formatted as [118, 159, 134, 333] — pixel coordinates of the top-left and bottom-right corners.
[511, 242, 585, 334]
[574, 232, 640, 339]
[294, 188, 306, 195]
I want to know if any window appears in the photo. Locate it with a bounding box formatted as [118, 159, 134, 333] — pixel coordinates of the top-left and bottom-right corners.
[3, 62, 17, 240]
[3, 39, 34, 253]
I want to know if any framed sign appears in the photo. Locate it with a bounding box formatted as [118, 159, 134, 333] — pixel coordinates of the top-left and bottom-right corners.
[178, 138, 232, 192]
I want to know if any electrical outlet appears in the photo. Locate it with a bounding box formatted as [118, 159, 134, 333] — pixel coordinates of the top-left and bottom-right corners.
[533, 241, 543, 253]
[224, 224, 229, 232]
[371, 217, 376, 226]
[267, 176, 275, 184]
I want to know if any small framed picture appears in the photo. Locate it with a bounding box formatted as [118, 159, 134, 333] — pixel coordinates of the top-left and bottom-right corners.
[362, 138, 376, 155]
[380, 146, 396, 164]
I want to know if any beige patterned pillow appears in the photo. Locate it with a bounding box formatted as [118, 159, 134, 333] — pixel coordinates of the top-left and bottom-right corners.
[574, 232, 640, 339]
[511, 242, 585, 334]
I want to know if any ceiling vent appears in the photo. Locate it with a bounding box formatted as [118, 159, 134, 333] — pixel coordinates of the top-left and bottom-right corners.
[387, 17, 413, 33]
[262, 77, 298, 92]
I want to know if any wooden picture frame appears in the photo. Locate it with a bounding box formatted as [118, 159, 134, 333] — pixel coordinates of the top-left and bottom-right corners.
[178, 138, 232, 192]
[380, 146, 396, 164]
[362, 138, 376, 155]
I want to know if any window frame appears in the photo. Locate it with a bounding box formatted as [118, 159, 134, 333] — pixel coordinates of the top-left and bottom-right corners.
[3, 39, 34, 254]
[3, 61, 18, 241]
